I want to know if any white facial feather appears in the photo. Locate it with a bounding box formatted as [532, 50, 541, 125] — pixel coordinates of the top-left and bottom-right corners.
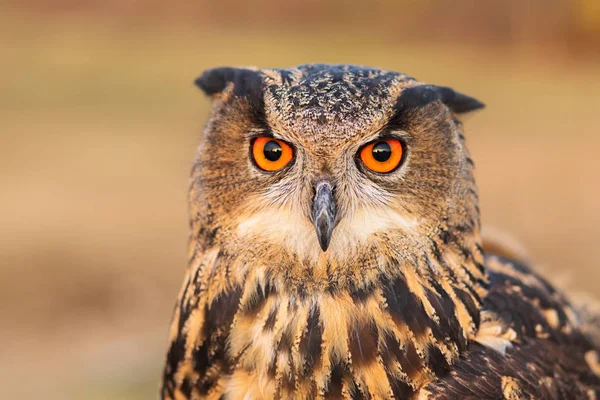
[236, 202, 418, 263]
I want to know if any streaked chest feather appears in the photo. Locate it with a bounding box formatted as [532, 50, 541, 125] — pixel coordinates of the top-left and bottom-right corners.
[161, 238, 487, 399]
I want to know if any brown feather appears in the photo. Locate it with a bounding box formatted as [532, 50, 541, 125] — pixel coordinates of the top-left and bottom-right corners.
[161, 65, 599, 400]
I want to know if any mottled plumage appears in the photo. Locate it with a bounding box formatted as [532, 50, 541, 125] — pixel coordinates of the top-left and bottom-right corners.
[161, 64, 600, 399]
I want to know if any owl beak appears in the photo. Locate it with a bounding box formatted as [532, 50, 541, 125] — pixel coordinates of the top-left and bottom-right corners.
[311, 181, 337, 252]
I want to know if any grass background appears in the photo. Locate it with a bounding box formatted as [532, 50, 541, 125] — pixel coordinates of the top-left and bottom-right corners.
[1, 3, 599, 398]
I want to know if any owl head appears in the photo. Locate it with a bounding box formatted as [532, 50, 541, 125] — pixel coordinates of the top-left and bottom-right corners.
[190, 64, 484, 284]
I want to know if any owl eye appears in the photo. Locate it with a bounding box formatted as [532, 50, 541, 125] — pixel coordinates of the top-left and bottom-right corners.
[251, 136, 294, 172]
[359, 139, 404, 173]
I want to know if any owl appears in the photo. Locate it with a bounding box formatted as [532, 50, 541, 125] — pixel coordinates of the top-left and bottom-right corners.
[160, 64, 600, 399]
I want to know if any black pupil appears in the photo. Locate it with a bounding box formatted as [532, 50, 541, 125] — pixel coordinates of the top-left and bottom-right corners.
[263, 140, 282, 162]
[372, 142, 392, 162]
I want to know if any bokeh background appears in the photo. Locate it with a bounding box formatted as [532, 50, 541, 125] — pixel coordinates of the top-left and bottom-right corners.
[1, 1, 599, 398]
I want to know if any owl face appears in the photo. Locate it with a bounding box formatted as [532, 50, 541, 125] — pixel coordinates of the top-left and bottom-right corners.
[192, 65, 483, 265]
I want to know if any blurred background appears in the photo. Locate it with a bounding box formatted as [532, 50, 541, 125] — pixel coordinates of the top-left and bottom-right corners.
[1, 0, 599, 398]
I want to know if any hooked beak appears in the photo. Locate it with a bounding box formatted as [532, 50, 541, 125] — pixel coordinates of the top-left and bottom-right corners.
[311, 181, 337, 252]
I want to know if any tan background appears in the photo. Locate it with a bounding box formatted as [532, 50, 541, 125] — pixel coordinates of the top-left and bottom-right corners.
[1, 1, 599, 398]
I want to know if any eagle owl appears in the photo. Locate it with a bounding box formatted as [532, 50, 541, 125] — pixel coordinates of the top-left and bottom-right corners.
[161, 64, 600, 399]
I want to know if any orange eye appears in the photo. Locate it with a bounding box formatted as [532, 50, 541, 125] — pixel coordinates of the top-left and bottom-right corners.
[251, 136, 294, 172]
[359, 139, 404, 173]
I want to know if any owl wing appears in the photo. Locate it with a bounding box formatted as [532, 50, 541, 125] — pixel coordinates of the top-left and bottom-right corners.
[420, 255, 600, 399]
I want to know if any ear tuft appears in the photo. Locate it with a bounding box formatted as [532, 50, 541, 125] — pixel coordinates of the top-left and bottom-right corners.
[434, 86, 485, 114]
[396, 85, 484, 115]
[194, 67, 237, 95]
[194, 67, 263, 99]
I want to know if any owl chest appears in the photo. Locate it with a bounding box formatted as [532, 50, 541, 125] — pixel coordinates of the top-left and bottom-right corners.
[219, 291, 452, 399]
